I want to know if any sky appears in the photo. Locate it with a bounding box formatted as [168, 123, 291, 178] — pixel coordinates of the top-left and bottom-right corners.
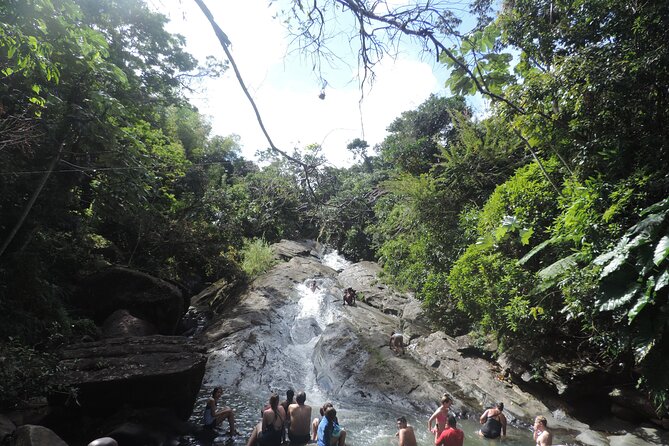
[150, 0, 473, 167]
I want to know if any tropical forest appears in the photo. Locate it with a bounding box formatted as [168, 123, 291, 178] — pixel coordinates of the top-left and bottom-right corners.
[1, 0, 668, 445]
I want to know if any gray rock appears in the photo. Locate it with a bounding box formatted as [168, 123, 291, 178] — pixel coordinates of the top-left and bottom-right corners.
[0, 415, 15, 444]
[53, 336, 207, 420]
[73, 267, 185, 334]
[338, 262, 410, 316]
[271, 239, 321, 261]
[87, 437, 118, 446]
[101, 309, 157, 339]
[12, 425, 68, 446]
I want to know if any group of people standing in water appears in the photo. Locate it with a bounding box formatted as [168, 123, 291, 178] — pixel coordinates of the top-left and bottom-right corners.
[204, 387, 345, 446]
[422, 394, 553, 446]
[205, 387, 553, 445]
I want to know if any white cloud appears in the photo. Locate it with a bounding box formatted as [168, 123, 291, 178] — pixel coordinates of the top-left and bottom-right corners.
[155, 0, 447, 167]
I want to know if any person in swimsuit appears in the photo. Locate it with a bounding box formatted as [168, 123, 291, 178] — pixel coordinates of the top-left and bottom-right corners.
[478, 402, 507, 439]
[312, 402, 333, 441]
[390, 331, 405, 355]
[203, 387, 239, 435]
[434, 415, 464, 446]
[259, 393, 286, 446]
[288, 391, 313, 445]
[533, 415, 553, 446]
[317, 406, 346, 446]
[427, 394, 452, 435]
[396, 416, 417, 446]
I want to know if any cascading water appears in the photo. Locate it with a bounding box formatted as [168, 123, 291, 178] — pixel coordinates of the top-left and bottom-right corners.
[184, 251, 543, 446]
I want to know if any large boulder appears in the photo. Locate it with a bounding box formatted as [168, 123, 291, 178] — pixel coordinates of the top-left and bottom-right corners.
[338, 262, 411, 316]
[101, 309, 157, 339]
[0, 415, 16, 444]
[51, 336, 206, 420]
[271, 239, 321, 261]
[11, 425, 68, 446]
[73, 267, 185, 334]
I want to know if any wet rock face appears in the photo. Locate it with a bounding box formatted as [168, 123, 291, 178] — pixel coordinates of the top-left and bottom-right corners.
[73, 267, 186, 335]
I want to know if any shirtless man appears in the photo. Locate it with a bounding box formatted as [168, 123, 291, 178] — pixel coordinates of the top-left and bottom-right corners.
[288, 391, 313, 445]
[533, 415, 553, 446]
[396, 416, 417, 446]
[390, 331, 405, 355]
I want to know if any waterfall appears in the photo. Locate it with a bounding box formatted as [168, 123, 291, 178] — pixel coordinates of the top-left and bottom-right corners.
[185, 250, 540, 446]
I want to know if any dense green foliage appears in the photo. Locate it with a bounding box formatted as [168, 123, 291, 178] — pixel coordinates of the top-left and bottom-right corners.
[0, 0, 315, 409]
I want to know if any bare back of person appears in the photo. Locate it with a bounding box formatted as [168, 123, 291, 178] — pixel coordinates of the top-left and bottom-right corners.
[289, 392, 313, 446]
[289, 403, 312, 436]
[398, 425, 417, 446]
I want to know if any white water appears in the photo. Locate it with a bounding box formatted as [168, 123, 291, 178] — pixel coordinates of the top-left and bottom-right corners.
[186, 251, 546, 446]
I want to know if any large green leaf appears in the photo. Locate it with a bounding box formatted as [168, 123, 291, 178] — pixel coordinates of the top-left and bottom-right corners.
[653, 235, 669, 266]
[655, 270, 669, 293]
[598, 283, 640, 312]
[628, 278, 656, 323]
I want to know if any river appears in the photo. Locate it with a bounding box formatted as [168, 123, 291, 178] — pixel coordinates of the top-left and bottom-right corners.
[183, 251, 545, 446]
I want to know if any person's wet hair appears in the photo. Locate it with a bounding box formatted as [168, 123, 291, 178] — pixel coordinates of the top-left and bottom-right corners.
[397, 416, 407, 425]
[448, 414, 457, 427]
[496, 402, 504, 411]
[287, 389, 294, 400]
[269, 393, 280, 410]
[296, 391, 306, 404]
[441, 394, 452, 405]
[325, 406, 337, 420]
[212, 386, 222, 397]
[320, 402, 333, 416]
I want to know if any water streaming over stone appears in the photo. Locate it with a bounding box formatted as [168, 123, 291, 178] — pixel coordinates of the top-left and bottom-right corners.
[183, 251, 544, 446]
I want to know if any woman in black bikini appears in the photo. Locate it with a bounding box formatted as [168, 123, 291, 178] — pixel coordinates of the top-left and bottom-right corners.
[259, 393, 286, 446]
[478, 402, 507, 438]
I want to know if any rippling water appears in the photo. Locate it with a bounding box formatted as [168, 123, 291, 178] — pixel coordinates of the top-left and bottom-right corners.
[182, 252, 550, 446]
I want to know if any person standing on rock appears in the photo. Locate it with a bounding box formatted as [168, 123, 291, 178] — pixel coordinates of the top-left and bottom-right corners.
[478, 402, 506, 439]
[288, 391, 313, 445]
[396, 416, 417, 446]
[203, 387, 239, 435]
[389, 331, 405, 355]
[434, 415, 464, 446]
[533, 415, 553, 446]
[427, 394, 452, 435]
